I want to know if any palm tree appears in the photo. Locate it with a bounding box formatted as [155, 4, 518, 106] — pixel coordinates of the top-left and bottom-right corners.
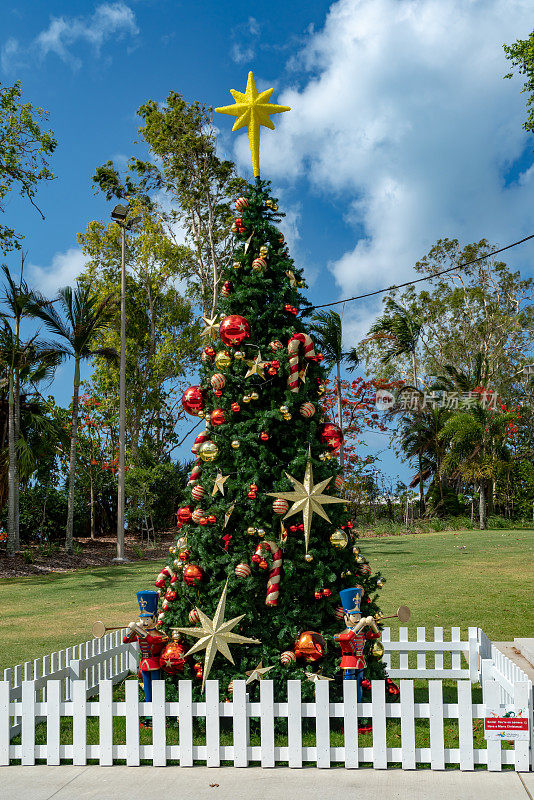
[30, 284, 117, 553]
[309, 310, 359, 468]
[0, 262, 52, 553]
[0, 319, 63, 553]
[367, 298, 426, 512]
[438, 404, 515, 529]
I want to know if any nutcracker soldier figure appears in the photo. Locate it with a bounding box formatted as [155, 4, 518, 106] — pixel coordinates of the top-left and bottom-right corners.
[334, 585, 381, 732]
[123, 590, 168, 727]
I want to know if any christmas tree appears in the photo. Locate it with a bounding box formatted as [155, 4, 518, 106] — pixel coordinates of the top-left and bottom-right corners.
[150, 72, 393, 703]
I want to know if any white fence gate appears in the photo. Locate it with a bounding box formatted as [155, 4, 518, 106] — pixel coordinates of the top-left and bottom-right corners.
[1, 627, 531, 770]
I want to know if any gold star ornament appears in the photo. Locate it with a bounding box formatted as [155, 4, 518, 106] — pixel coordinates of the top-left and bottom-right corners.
[215, 71, 291, 178]
[173, 579, 260, 691]
[245, 660, 275, 685]
[212, 472, 229, 496]
[202, 314, 220, 339]
[267, 447, 346, 553]
[244, 352, 267, 380]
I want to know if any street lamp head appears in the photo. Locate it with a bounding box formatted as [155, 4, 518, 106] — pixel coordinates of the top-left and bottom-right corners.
[111, 204, 129, 222]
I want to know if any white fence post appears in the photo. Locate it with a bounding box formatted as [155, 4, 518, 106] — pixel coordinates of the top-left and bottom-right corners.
[72, 679, 87, 766]
[21, 680, 35, 766]
[205, 680, 221, 768]
[287, 680, 303, 769]
[99, 679, 113, 766]
[260, 679, 275, 768]
[371, 681, 387, 769]
[513, 681, 531, 772]
[233, 680, 248, 768]
[484, 680, 502, 771]
[342, 679, 358, 769]
[428, 680, 445, 770]
[315, 679, 330, 769]
[178, 680, 193, 767]
[0, 682, 9, 766]
[457, 681, 474, 771]
[125, 678, 140, 767]
[46, 680, 61, 765]
[400, 680, 415, 770]
[152, 679, 167, 767]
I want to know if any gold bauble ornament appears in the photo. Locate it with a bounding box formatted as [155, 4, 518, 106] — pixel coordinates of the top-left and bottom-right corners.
[233, 261, 241, 269]
[231, 440, 240, 449]
[173, 559, 181, 569]
[377, 577, 386, 588]
[284, 413, 292, 421]
[234, 351, 245, 359]
[330, 529, 349, 549]
[215, 351, 232, 370]
[242, 395, 251, 403]
[257, 528, 265, 537]
[352, 546, 360, 555]
[169, 546, 176, 555]
[280, 405, 289, 414]
[371, 641, 385, 659]
[247, 526, 256, 535]
[259, 245, 269, 258]
[199, 441, 219, 462]
[250, 391, 259, 400]
[304, 553, 313, 562]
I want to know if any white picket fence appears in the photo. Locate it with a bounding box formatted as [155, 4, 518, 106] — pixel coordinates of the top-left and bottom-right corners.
[0, 626, 531, 770]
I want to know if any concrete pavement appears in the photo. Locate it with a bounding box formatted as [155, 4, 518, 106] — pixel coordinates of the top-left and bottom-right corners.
[0, 765, 532, 800]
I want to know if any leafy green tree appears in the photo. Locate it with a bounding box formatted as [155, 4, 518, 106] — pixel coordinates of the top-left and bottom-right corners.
[77, 208, 201, 462]
[309, 310, 359, 467]
[438, 403, 516, 529]
[504, 31, 534, 135]
[93, 92, 247, 315]
[0, 81, 57, 253]
[29, 284, 117, 553]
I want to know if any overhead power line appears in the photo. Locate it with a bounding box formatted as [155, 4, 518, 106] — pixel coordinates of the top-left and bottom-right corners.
[310, 233, 534, 310]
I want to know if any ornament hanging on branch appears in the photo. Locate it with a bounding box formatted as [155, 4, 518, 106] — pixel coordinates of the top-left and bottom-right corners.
[182, 386, 204, 415]
[294, 631, 325, 662]
[252, 540, 282, 606]
[287, 334, 316, 393]
[219, 315, 251, 346]
[318, 422, 344, 453]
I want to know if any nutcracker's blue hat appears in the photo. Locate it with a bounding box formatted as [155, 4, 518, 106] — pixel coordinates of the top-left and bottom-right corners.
[136, 590, 158, 618]
[339, 585, 364, 615]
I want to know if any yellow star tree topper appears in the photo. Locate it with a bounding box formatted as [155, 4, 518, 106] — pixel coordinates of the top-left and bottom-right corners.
[215, 71, 290, 178]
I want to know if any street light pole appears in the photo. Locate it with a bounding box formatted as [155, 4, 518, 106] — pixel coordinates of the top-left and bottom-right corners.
[116, 222, 127, 562]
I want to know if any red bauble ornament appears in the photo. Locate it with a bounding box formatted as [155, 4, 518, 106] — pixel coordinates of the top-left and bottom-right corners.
[289, 524, 298, 533]
[268, 367, 277, 376]
[221, 280, 233, 296]
[165, 589, 177, 602]
[235, 217, 243, 227]
[179, 550, 189, 561]
[294, 631, 326, 663]
[204, 345, 216, 358]
[183, 564, 204, 586]
[214, 389, 223, 397]
[247, 490, 257, 499]
[318, 422, 344, 452]
[235, 197, 249, 211]
[210, 408, 227, 426]
[182, 386, 204, 415]
[259, 431, 269, 441]
[177, 506, 193, 523]
[361, 678, 372, 692]
[199, 517, 208, 526]
[219, 315, 251, 346]
[284, 303, 293, 313]
[323, 588, 332, 598]
[231, 402, 240, 413]
[207, 514, 216, 524]
[314, 590, 323, 600]
[160, 641, 187, 675]
[258, 558, 268, 569]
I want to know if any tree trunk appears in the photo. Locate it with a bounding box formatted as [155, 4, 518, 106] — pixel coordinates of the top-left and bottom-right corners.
[6, 374, 16, 556]
[66, 358, 81, 554]
[14, 368, 20, 551]
[478, 482, 487, 530]
[90, 472, 96, 540]
[336, 361, 344, 468]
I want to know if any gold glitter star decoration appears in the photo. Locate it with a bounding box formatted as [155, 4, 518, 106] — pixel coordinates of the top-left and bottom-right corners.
[305, 671, 333, 684]
[245, 660, 275, 685]
[286, 270, 297, 288]
[215, 71, 291, 178]
[267, 447, 346, 553]
[202, 314, 220, 339]
[223, 503, 235, 528]
[244, 352, 267, 380]
[173, 579, 260, 691]
[212, 472, 229, 496]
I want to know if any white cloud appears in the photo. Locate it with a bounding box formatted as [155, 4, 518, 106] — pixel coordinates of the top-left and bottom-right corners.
[231, 0, 534, 346]
[1, 2, 138, 73]
[231, 17, 261, 64]
[27, 248, 88, 295]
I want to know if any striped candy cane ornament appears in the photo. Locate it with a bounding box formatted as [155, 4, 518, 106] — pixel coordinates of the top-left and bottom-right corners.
[252, 540, 283, 606]
[287, 333, 316, 392]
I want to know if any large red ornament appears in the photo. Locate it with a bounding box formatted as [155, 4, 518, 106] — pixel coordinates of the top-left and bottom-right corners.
[210, 408, 227, 426]
[219, 315, 251, 346]
[177, 506, 193, 523]
[318, 422, 344, 452]
[182, 386, 204, 415]
[160, 641, 187, 675]
[294, 631, 326, 663]
[183, 564, 204, 586]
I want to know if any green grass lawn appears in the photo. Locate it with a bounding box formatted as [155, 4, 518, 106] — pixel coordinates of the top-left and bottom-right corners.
[1, 528, 532, 671]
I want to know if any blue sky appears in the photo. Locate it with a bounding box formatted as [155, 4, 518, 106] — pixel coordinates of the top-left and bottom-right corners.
[2, 0, 534, 486]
